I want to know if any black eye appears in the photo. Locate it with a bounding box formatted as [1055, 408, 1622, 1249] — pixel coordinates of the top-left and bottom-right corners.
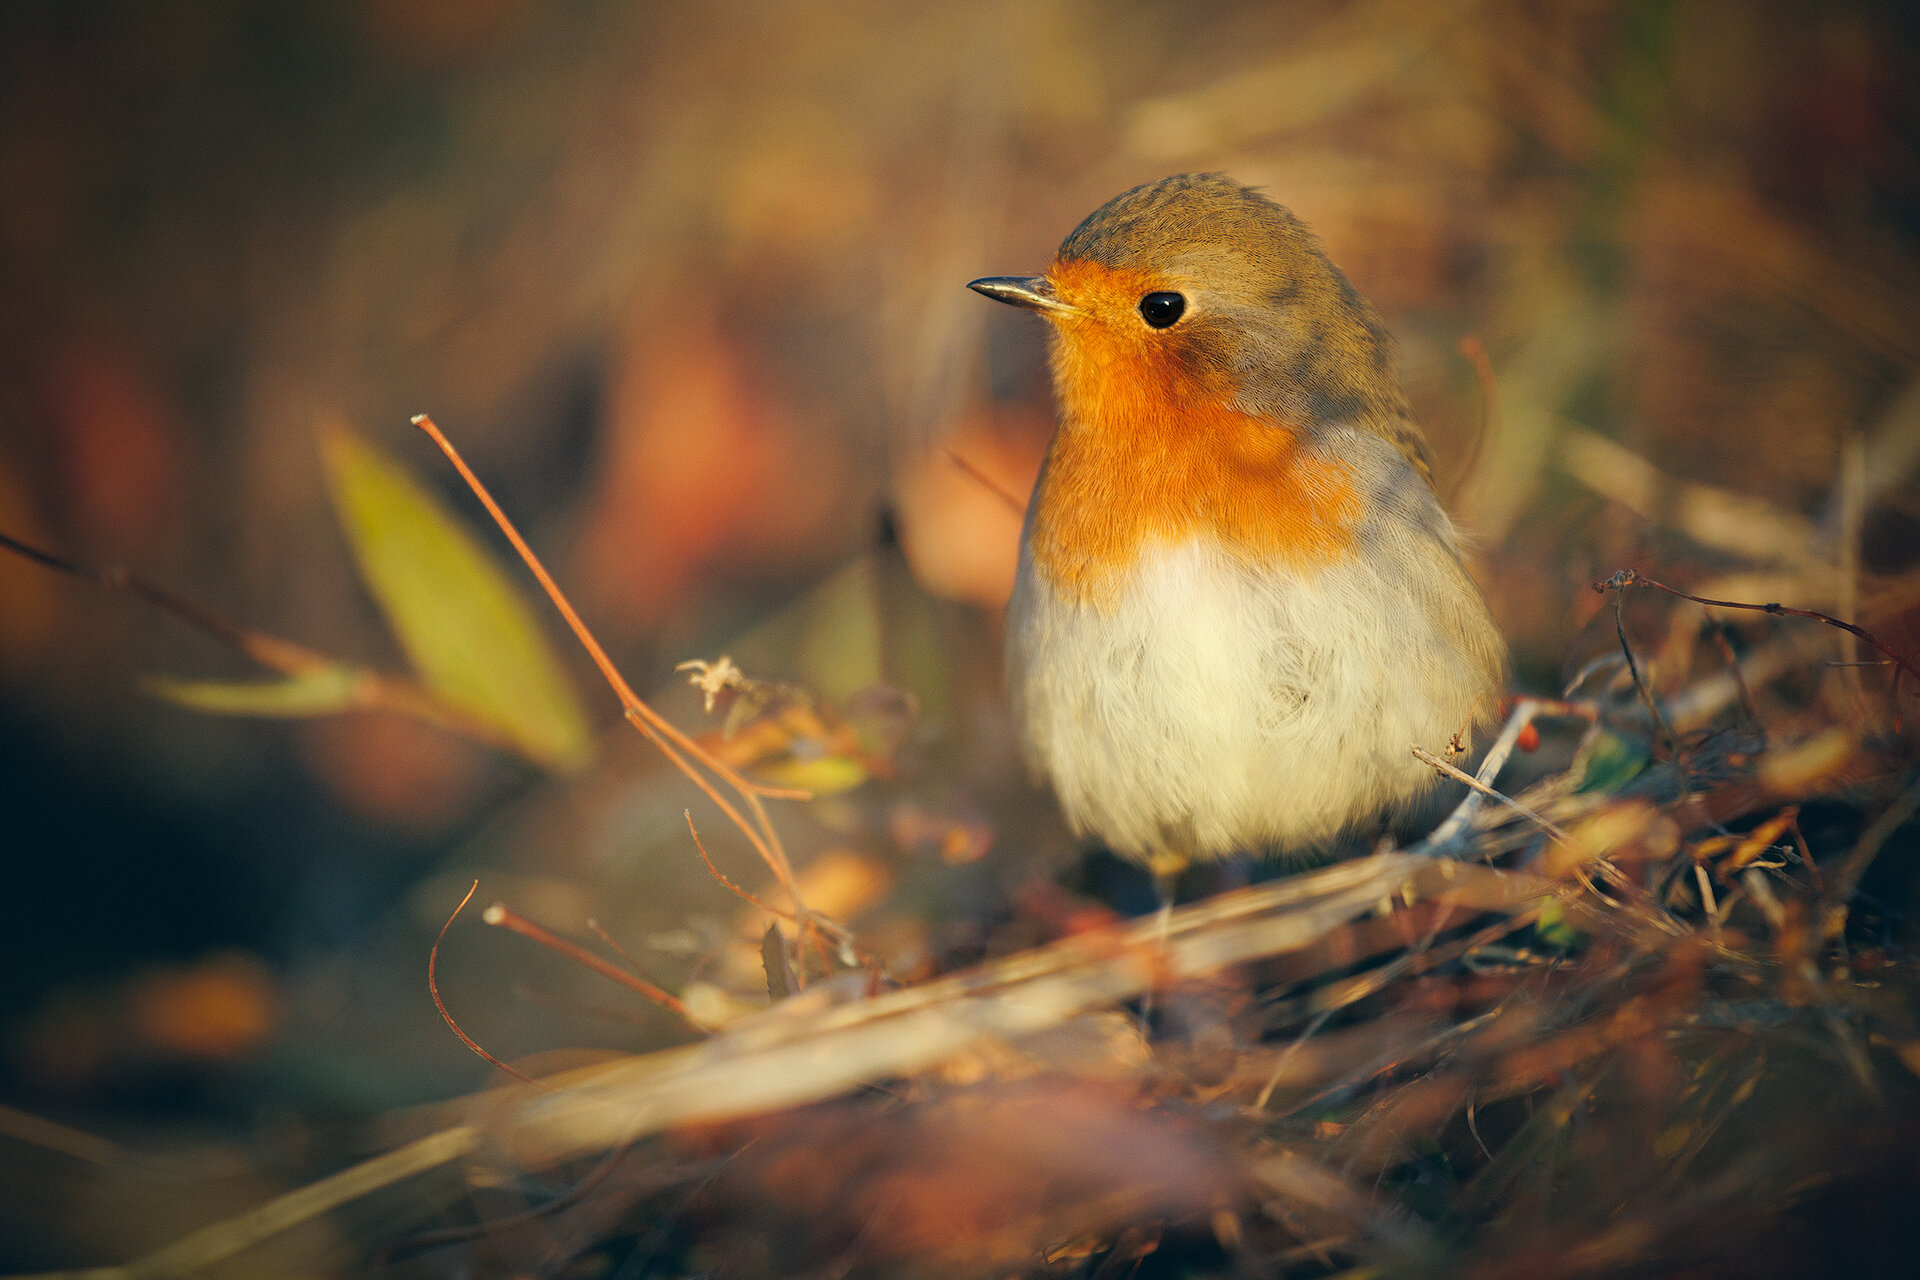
[1139, 291, 1186, 328]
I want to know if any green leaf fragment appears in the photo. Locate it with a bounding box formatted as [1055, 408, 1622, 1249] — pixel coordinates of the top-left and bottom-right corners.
[1533, 901, 1586, 950]
[319, 421, 591, 771]
[753, 754, 869, 796]
[144, 666, 361, 716]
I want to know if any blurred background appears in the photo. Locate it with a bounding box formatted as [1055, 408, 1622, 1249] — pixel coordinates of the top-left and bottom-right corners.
[2, 0, 1918, 1265]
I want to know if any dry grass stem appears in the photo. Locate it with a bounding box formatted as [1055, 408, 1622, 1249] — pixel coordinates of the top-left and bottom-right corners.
[0, 529, 522, 754]
[411, 415, 827, 960]
[1413, 740, 1568, 845]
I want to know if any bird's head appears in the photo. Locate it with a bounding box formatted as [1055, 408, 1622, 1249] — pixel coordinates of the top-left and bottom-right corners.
[970, 173, 1411, 454]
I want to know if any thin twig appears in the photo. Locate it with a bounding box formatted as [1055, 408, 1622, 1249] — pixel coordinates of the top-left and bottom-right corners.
[1703, 610, 1762, 737]
[43, 854, 1549, 1277]
[1824, 773, 1920, 908]
[1465, 1097, 1494, 1163]
[1838, 431, 1866, 695]
[1610, 585, 1678, 756]
[127, 1127, 482, 1279]
[1420, 699, 1566, 850]
[1693, 864, 1721, 940]
[411, 415, 821, 956]
[685, 810, 793, 919]
[624, 705, 810, 903]
[1790, 819, 1824, 893]
[482, 902, 696, 1026]
[0, 529, 314, 667]
[0, 529, 516, 750]
[586, 917, 671, 990]
[1573, 864, 1626, 910]
[1509, 695, 1601, 722]
[1599, 568, 1919, 692]
[1413, 745, 1571, 844]
[431, 882, 543, 1086]
[943, 447, 1027, 516]
[1253, 1007, 1337, 1110]
[375, 1141, 641, 1263]
[683, 812, 860, 966]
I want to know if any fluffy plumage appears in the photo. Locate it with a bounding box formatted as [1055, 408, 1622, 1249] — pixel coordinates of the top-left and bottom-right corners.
[977, 173, 1506, 866]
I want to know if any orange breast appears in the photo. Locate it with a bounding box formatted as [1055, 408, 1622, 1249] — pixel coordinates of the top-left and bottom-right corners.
[1026, 259, 1362, 608]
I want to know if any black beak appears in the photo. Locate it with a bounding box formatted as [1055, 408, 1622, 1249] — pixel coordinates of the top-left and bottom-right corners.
[967, 276, 1076, 315]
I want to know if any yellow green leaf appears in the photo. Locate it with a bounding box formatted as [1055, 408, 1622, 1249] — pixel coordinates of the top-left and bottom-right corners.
[1533, 901, 1585, 950]
[144, 667, 361, 716]
[754, 754, 868, 796]
[319, 421, 591, 771]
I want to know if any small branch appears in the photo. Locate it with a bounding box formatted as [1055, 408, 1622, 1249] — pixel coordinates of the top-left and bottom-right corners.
[586, 918, 659, 985]
[125, 1128, 482, 1279]
[412, 415, 822, 959]
[1596, 569, 1919, 692]
[0, 528, 522, 753]
[1824, 773, 1920, 909]
[0, 528, 298, 667]
[430, 882, 543, 1086]
[1413, 744, 1571, 845]
[376, 1142, 638, 1263]
[685, 810, 792, 919]
[1693, 864, 1721, 940]
[483, 902, 696, 1027]
[684, 811, 860, 965]
[1423, 698, 1568, 849]
[1703, 610, 1763, 737]
[943, 447, 1027, 516]
[1611, 586, 1678, 756]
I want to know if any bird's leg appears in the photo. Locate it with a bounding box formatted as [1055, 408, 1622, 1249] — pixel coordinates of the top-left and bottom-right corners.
[1140, 850, 1190, 1035]
[1147, 850, 1188, 936]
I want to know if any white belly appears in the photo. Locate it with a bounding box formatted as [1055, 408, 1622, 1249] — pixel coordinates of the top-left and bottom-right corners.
[1005, 537, 1496, 862]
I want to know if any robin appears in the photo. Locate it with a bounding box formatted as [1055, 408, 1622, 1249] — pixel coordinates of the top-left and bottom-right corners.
[970, 173, 1507, 887]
